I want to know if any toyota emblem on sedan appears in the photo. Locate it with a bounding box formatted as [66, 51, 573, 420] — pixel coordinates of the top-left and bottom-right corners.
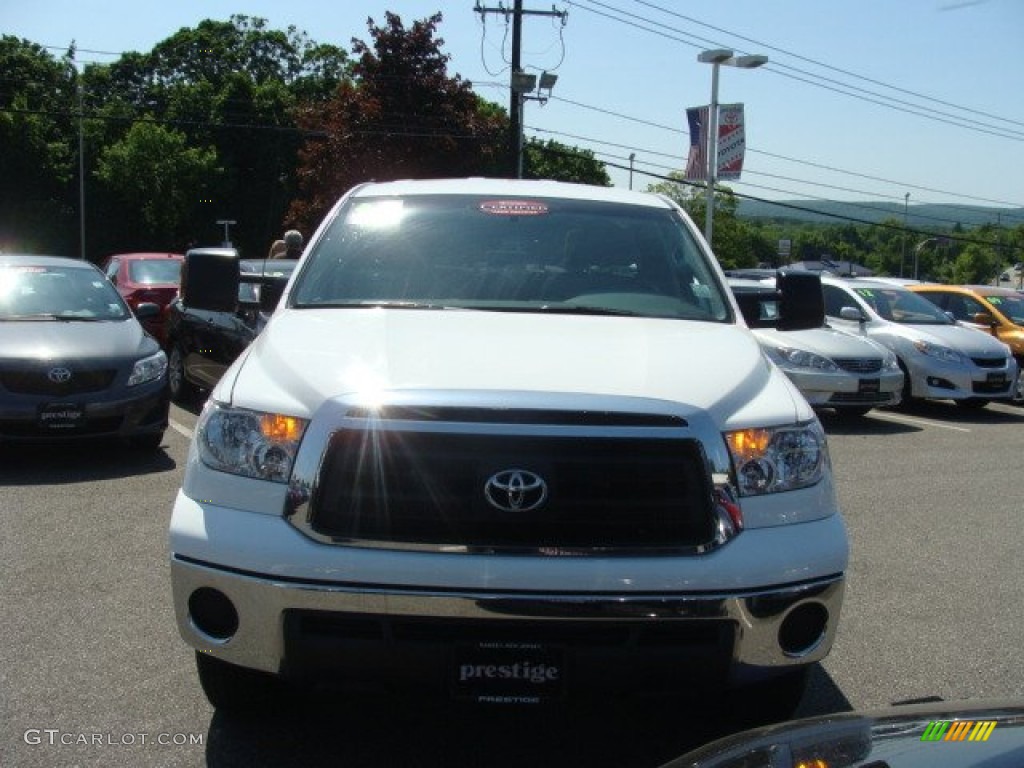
[484, 469, 548, 512]
[47, 367, 73, 384]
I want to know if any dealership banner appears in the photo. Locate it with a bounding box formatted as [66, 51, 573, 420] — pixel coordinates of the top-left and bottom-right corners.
[684, 103, 746, 181]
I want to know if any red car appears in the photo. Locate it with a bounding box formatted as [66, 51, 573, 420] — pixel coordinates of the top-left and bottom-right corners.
[102, 252, 184, 344]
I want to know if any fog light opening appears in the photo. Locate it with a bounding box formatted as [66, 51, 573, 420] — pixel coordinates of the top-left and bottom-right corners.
[779, 602, 828, 657]
[188, 587, 239, 640]
[926, 377, 955, 390]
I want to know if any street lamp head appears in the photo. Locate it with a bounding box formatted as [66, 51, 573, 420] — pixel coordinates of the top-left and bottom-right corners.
[698, 48, 734, 64]
[733, 54, 768, 69]
[538, 71, 558, 91]
[510, 70, 537, 93]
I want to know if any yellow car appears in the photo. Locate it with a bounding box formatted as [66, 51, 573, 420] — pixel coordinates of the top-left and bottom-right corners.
[910, 284, 1024, 403]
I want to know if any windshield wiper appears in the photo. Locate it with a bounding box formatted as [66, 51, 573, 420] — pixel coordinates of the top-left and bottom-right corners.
[533, 304, 644, 317]
[298, 301, 465, 311]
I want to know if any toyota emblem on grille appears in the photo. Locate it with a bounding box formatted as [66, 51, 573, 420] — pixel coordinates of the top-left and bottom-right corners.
[484, 469, 548, 512]
[47, 367, 73, 384]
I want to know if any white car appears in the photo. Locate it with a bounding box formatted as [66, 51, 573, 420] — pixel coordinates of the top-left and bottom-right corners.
[729, 279, 903, 417]
[169, 179, 847, 717]
[820, 277, 1017, 408]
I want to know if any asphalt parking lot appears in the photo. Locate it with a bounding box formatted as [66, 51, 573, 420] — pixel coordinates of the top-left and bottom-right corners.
[2, 399, 1022, 768]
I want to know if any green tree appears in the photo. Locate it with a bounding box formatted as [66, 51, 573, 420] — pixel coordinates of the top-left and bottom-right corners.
[85, 16, 348, 256]
[949, 242, 998, 285]
[95, 121, 221, 249]
[0, 37, 78, 254]
[523, 138, 610, 185]
[645, 173, 768, 269]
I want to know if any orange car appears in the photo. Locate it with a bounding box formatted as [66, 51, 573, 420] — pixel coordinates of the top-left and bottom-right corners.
[910, 283, 1024, 403]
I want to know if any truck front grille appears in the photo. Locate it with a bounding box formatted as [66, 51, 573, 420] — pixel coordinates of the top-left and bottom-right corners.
[310, 427, 716, 550]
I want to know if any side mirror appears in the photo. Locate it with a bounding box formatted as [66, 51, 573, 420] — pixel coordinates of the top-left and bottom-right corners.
[734, 291, 779, 328]
[259, 280, 286, 313]
[180, 248, 240, 312]
[133, 302, 160, 320]
[971, 311, 996, 328]
[840, 306, 865, 322]
[775, 269, 825, 331]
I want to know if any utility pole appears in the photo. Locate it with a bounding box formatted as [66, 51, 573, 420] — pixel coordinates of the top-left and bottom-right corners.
[475, 2, 568, 177]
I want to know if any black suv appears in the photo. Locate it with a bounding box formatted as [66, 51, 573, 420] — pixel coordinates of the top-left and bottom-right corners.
[164, 251, 297, 403]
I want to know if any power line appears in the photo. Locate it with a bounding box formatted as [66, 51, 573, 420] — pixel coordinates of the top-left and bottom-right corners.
[631, 0, 1024, 131]
[567, 0, 1024, 141]
[537, 143, 1020, 252]
[526, 125, 1024, 227]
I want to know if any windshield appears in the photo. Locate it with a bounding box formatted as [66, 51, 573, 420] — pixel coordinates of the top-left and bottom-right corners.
[0, 264, 130, 321]
[127, 258, 182, 285]
[854, 286, 952, 325]
[983, 292, 1024, 325]
[291, 194, 730, 321]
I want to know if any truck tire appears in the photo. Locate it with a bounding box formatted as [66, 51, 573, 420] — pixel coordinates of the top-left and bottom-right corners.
[195, 652, 281, 712]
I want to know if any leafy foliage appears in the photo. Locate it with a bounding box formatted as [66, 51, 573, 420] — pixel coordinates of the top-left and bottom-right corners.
[288, 13, 507, 231]
[0, 37, 78, 254]
[95, 121, 221, 249]
[524, 139, 610, 186]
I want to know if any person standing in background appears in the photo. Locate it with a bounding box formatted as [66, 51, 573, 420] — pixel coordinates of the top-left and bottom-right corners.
[267, 239, 286, 259]
[283, 230, 303, 259]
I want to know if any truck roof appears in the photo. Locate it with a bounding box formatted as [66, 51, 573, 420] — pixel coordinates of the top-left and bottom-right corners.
[348, 177, 674, 209]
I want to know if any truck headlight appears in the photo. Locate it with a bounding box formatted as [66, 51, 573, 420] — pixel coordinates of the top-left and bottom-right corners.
[196, 402, 308, 483]
[724, 421, 828, 496]
[127, 349, 167, 386]
[912, 339, 961, 364]
[765, 346, 839, 372]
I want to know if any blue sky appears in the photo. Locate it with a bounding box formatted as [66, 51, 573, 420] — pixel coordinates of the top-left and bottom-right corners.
[4, 0, 1024, 224]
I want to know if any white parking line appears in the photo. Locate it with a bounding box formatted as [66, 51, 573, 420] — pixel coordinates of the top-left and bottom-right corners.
[871, 411, 972, 433]
[169, 419, 193, 439]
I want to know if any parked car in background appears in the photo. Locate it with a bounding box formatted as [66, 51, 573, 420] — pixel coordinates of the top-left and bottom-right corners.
[909, 283, 1024, 404]
[730, 279, 903, 417]
[820, 277, 1017, 408]
[101, 251, 184, 344]
[0, 254, 169, 449]
[163, 254, 297, 403]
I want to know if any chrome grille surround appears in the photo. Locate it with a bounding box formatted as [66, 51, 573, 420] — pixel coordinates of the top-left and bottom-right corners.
[285, 390, 740, 556]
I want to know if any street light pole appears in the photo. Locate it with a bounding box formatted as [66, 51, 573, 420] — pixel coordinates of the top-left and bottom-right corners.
[901, 192, 909, 276]
[697, 49, 767, 248]
[511, 70, 556, 179]
[913, 237, 939, 281]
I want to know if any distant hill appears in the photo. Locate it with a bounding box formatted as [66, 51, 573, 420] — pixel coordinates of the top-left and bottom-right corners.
[737, 199, 1024, 229]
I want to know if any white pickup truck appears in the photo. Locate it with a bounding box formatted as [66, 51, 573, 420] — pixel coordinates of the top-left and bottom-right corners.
[169, 178, 847, 716]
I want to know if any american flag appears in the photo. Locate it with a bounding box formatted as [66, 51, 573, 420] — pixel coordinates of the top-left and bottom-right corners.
[684, 106, 709, 181]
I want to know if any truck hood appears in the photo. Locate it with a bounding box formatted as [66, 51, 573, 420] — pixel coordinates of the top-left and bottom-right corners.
[219, 308, 806, 426]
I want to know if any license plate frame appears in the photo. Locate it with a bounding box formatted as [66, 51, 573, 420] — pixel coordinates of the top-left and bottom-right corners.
[857, 378, 881, 394]
[451, 641, 566, 705]
[986, 372, 1006, 384]
[37, 402, 85, 430]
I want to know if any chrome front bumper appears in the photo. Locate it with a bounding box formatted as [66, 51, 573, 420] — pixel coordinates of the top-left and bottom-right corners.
[171, 554, 845, 685]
